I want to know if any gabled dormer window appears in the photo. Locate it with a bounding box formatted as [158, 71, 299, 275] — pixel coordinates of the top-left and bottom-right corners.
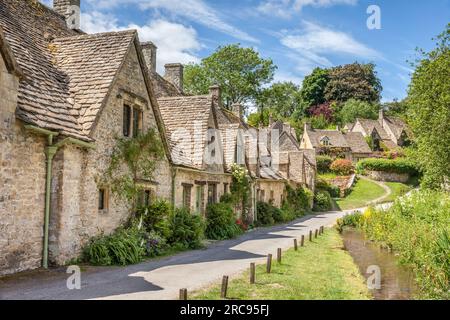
[320, 136, 331, 146]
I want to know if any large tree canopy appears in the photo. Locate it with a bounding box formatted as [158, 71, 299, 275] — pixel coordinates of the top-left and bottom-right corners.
[256, 82, 303, 119]
[300, 67, 330, 107]
[324, 63, 382, 104]
[407, 24, 450, 189]
[183, 44, 276, 111]
[338, 99, 380, 124]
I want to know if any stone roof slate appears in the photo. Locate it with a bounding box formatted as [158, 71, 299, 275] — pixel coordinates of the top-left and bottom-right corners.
[0, 0, 138, 141]
[344, 132, 372, 154]
[157, 95, 214, 170]
[306, 129, 350, 149]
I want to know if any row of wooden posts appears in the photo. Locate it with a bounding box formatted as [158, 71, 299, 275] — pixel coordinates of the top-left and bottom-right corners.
[180, 226, 325, 300]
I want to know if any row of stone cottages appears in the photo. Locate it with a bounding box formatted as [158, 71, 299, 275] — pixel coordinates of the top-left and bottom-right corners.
[0, 0, 316, 276]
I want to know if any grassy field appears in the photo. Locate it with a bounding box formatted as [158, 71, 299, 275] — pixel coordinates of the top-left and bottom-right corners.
[192, 229, 371, 300]
[382, 182, 413, 203]
[318, 173, 339, 180]
[336, 178, 386, 210]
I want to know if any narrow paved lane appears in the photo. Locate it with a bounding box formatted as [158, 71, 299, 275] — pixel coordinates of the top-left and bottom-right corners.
[0, 211, 347, 300]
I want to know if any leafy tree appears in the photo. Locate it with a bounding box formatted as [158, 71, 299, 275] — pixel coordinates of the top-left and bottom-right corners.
[338, 99, 379, 124]
[324, 63, 382, 104]
[247, 108, 270, 127]
[183, 44, 276, 112]
[256, 82, 303, 119]
[308, 102, 334, 122]
[383, 99, 409, 118]
[300, 67, 330, 107]
[407, 24, 450, 189]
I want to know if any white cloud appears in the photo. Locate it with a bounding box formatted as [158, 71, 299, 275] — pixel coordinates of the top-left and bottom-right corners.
[82, 11, 201, 73]
[128, 20, 201, 73]
[273, 71, 304, 85]
[85, 0, 258, 43]
[279, 21, 381, 75]
[258, 0, 358, 18]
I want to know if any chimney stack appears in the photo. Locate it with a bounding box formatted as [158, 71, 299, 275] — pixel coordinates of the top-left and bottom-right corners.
[209, 85, 221, 105]
[231, 103, 243, 119]
[164, 63, 184, 92]
[304, 122, 311, 132]
[54, 0, 80, 30]
[141, 42, 157, 74]
[379, 108, 385, 126]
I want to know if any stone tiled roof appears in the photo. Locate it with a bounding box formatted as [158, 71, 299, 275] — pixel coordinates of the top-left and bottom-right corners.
[384, 116, 407, 140]
[344, 132, 372, 154]
[157, 95, 214, 169]
[52, 31, 136, 136]
[0, 0, 138, 141]
[306, 129, 350, 149]
[150, 71, 182, 98]
[356, 118, 391, 140]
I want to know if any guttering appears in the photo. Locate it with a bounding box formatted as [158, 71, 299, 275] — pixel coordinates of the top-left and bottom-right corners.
[25, 125, 95, 269]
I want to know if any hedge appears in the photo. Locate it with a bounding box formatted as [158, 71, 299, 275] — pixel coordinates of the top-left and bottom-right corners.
[316, 155, 333, 173]
[356, 158, 419, 175]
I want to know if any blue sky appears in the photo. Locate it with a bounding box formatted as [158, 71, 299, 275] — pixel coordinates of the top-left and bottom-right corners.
[42, 0, 450, 102]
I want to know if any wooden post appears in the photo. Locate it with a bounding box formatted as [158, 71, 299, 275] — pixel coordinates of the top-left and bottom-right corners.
[315, 229, 318, 238]
[266, 254, 272, 273]
[221, 276, 229, 299]
[301, 235, 305, 247]
[277, 248, 282, 263]
[294, 239, 298, 251]
[250, 263, 256, 284]
[321, 226, 325, 234]
[309, 230, 313, 241]
[179, 288, 188, 300]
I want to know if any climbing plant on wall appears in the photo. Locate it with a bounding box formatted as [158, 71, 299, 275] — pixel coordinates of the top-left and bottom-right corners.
[106, 129, 164, 207]
[229, 163, 252, 222]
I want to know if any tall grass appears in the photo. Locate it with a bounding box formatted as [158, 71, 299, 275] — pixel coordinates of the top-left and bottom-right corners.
[361, 190, 449, 299]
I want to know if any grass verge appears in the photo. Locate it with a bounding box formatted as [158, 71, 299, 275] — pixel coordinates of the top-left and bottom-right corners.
[382, 182, 413, 203]
[336, 178, 385, 210]
[192, 229, 371, 300]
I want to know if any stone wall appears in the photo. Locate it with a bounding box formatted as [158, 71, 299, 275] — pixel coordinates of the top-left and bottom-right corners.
[174, 168, 232, 215]
[48, 44, 173, 265]
[0, 54, 50, 275]
[366, 170, 409, 183]
[257, 180, 285, 208]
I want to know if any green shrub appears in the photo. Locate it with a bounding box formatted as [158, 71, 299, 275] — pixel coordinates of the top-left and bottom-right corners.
[330, 159, 354, 175]
[313, 190, 333, 212]
[283, 184, 313, 217]
[205, 202, 243, 240]
[316, 155, 333, 173]
[356, 158, 419, 175]
[255, 202, 275, 226]
[336, 212, 364, 233]
[83, 226, 146, 266]
[316, 178, 341, 198]
[143, 230, 168, 258]
[361, 190, 450, 299]
[168, 208, 204, 249]
[137, 200, 172, 239]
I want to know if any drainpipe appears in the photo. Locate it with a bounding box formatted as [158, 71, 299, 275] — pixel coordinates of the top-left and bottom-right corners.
[171, 167, 178, 207]
[25, 125, 95, 269]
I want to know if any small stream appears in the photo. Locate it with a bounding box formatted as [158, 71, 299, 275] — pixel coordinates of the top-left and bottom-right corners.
[342, 228, 418, 300]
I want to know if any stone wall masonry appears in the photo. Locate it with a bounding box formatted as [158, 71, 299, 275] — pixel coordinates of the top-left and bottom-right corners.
[367, 170, 409, 183]
[47, 44, 173, 265]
